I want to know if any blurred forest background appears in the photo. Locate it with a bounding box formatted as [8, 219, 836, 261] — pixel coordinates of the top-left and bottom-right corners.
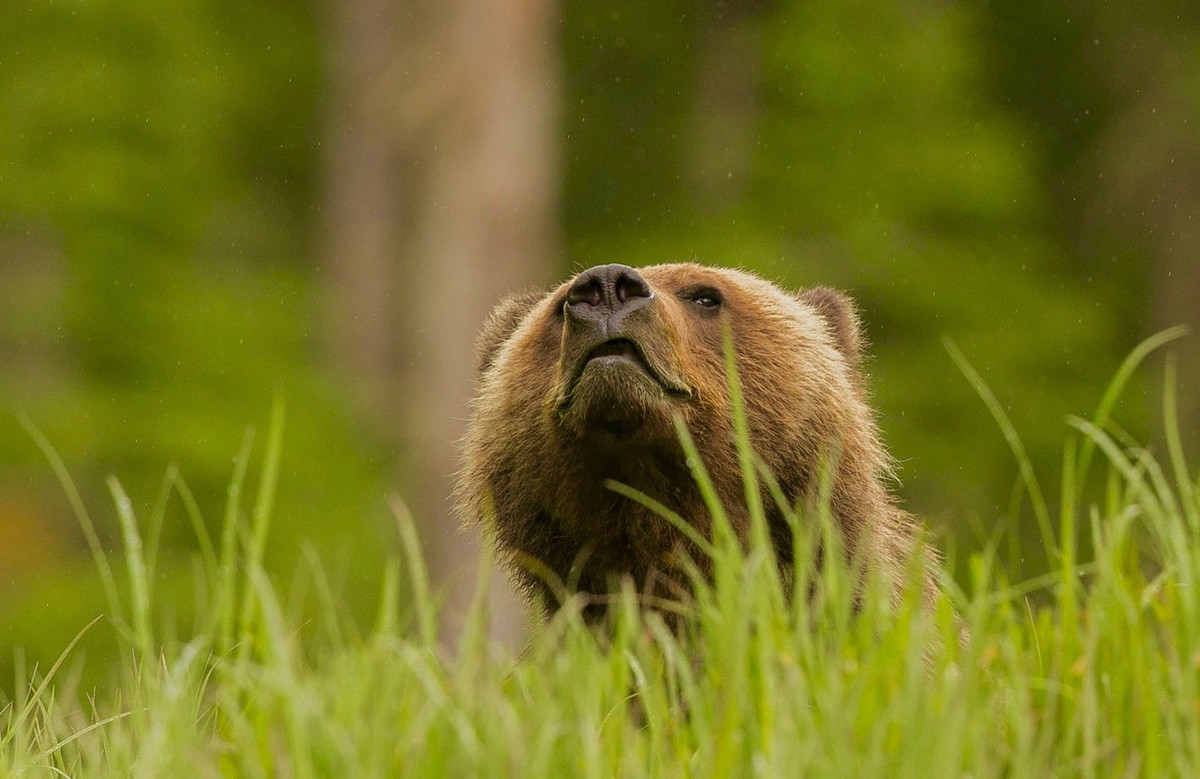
[1, 0, 1197, 681]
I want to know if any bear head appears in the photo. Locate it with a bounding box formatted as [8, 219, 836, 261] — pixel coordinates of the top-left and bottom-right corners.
[460, 262, 916, 619]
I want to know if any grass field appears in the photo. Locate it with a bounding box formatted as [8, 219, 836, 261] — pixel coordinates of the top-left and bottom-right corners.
[3, 336, 1199, 777]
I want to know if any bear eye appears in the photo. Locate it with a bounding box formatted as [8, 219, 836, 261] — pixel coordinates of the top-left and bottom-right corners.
[679, 286, 723, 310]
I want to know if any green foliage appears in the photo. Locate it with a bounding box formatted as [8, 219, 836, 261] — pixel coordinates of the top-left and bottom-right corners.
[3, 355, 1200, 775]
[559, 0, 1158, 568]
[0, 0, 392, 680]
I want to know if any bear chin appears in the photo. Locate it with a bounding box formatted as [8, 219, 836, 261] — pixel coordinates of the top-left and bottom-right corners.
[559, 359, 678, 443]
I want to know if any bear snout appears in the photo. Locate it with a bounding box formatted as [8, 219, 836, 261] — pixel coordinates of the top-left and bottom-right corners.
[565, 263, 655, 336]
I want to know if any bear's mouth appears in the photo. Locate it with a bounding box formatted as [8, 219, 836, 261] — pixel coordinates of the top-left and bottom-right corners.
[565, 337, 693, 402]
[584, 338, 643, 367]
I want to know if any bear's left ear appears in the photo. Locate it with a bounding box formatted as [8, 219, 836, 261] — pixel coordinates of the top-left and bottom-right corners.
[797, 287, 864, 370]
[475, 289, 549, 375]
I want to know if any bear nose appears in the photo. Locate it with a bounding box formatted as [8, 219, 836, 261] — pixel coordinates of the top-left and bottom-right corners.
[565, 264, 653, 330]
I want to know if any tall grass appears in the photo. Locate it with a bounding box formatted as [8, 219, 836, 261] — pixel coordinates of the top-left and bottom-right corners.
[3, 339, 1200, 777]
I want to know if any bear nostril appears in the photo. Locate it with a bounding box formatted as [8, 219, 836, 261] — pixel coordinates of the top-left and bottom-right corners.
[614, 271, 651, 304]
[566, 278, 604, 309]
[566, 262, 652, 307]
[566, 264, 653, 318]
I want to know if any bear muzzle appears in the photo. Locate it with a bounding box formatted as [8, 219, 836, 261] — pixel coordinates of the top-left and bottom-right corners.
[557, 330, 693, 411]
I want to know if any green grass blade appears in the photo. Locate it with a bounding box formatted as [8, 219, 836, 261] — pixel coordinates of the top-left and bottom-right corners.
[144, 466, 176, 584]
[390, 495, 436, 647]
[944, 337, 1055, 561]
[107, 476, 154, 663]
[457, 524, 499, 687]
[19, 415, 127, 634]
[246, 565, 315, 778]
[373, 557, 402, 638]
[1162, 355, 1198, 533]
[19, 710, 138, 771]
[300, 543, 348, 650]
[0, 616, 102, 755]
[723, 319, 766, 541]
[169, 468, 219, 582]
[217, 427, 255, 654]
[603, 479, 716, 559]
[1067, 417, 1165, 521]
[248, 397, 286, 568]
[671, 415, 730, 538]
[1075, 326, 1187, 486]
[1057, 438, 1079, 638]
[235, 396, 286, 658]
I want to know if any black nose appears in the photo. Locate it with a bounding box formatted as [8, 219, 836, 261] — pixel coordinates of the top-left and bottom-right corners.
[565, 265, 653, 328]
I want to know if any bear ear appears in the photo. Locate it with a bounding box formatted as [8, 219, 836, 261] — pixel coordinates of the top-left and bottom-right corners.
[476, 289, 549, 375]
[797, 286, 864, 370]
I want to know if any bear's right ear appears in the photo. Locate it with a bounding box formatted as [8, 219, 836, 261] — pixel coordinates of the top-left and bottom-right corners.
[475, 289, 549, 375]
[797, 286, 864, 370]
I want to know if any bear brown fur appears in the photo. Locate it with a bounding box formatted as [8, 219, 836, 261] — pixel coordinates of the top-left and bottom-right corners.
[458, 262, 935, 620]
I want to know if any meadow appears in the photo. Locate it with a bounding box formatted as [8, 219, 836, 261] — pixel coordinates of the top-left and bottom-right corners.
[3, 334, 1198, 777]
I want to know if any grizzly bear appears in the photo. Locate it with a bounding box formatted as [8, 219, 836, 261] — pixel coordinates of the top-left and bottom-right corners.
[458, 262, 935, 621]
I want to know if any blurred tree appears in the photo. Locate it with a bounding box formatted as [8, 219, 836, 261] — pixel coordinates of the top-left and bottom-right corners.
[322, 0, 559, 643]
[1084, 5, 1200, 440]
[324, 0, 405, 423]
[687, 0, 770, 210]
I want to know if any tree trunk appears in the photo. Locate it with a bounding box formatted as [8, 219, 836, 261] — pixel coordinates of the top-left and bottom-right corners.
[687, 0, 767, 211]
[323, 0, 404, 424]
[413, 0, 559, 647]
[1081, 15, 1200, 451]
[323, 0, 558, 647]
